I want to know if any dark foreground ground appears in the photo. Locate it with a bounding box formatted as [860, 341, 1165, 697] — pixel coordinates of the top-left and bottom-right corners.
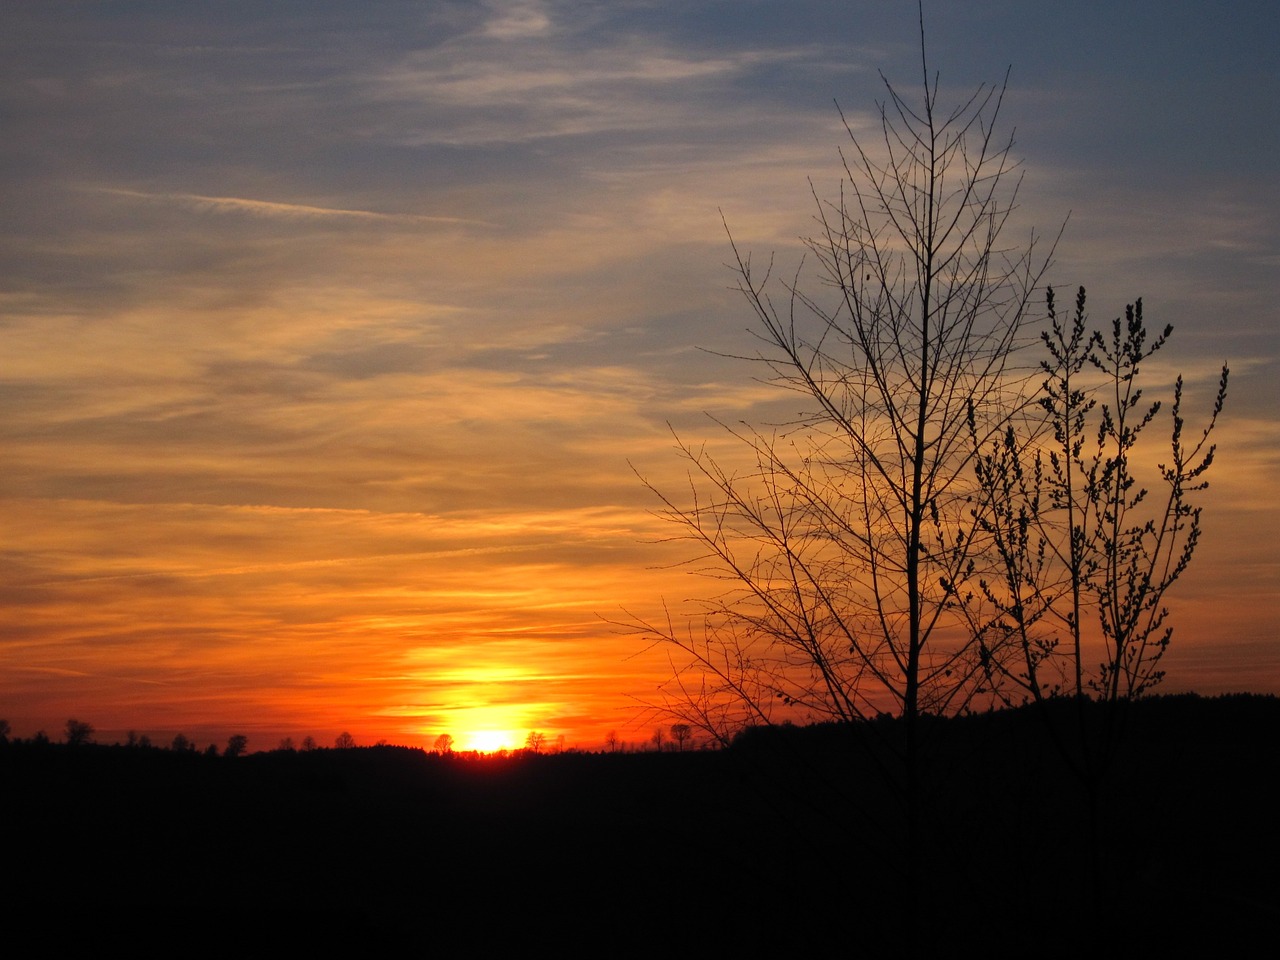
[3, 694, 1277, 955]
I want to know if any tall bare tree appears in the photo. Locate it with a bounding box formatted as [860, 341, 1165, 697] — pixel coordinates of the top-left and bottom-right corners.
[630, 28, 1056, 900]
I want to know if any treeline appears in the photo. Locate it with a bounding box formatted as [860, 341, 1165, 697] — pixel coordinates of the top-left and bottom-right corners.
[5, 691, 1276, 760]
[0, 719, 377, 757]
[0, 717, 718, 757]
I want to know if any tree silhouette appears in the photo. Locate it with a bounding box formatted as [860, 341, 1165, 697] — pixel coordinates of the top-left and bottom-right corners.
[334, 731, 356, 750]
[670, 724, 692, 752]
[629, 22, 1055, 921]
[434, 733, 455, 754]
[524, 731, 546, 754]
[971, 287, 1227, 711]
[969, 286, 1228, 905]
[225, 734, 248, 758]
[64, 719, 94, 747]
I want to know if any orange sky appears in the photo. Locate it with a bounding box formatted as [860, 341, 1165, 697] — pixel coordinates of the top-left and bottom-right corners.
[3, 2, 1277, 751]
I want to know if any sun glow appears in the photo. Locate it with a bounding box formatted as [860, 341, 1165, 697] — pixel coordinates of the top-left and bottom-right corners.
[463, 729, 520, 753]
[435, 704, 533, 753]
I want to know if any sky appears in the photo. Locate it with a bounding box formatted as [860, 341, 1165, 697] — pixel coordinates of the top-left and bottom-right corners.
[3, 0, 1277, 752]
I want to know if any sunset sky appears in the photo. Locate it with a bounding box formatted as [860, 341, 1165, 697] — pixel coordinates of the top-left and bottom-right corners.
[3, 1, 1277, 752]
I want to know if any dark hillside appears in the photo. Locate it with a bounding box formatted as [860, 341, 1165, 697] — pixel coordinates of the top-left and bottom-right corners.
[2, 695, 1276, 954]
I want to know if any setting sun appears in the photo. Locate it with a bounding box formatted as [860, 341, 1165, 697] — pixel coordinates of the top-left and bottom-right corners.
[434, 704, 534, 753]
[462, 730, 518, 754]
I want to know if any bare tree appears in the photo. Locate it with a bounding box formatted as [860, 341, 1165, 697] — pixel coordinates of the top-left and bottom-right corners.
[977, 285, 1218, 701]
[225, 734, 248, 758]
[635, 54, 1053, 726]
[434, 733, 455, 754]
[970, 286, 1227, 900]
[334, 731, 356, 750]
[1082, 303, 1226, 705]
[972, 287, 1227, 708]
[629, 26, 1055, 910]
[64, 719, 94, 747]
[605, 729, 620, 753]
[670, 723, 692, 752]
[524, 730, 546, 754]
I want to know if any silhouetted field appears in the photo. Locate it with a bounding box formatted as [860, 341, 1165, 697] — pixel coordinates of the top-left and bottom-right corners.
[3, 694, 1276, 954]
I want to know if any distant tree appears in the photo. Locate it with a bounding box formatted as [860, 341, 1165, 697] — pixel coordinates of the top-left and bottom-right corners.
[225, 734, 248, 758]
[171, 733, 192, 752]
[650, 728, 665, 752]
[278, 737, 296, 752]
[434, 733, 455, 754]
[204, 743, 219, 757]
[32, 730, 49, 746]
[334, 731, 356, 750]
[64, 719, 94, 747]
[670, 723, 692, 752]
[605, 729, 620, 753]
[301, 736, 317, 751]
[524, 731, 546, 754]
[0, 719, 11, 743]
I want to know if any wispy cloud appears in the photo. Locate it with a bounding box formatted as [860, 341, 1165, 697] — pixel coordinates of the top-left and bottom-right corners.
[482, 0, 553, 40]
[91, 187, 493, 227]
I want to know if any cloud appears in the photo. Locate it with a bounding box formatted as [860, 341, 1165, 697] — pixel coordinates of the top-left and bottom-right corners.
[482, 0, 553, 40]
[368, 9, 829, 148]
[90, 187, 494, 227]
